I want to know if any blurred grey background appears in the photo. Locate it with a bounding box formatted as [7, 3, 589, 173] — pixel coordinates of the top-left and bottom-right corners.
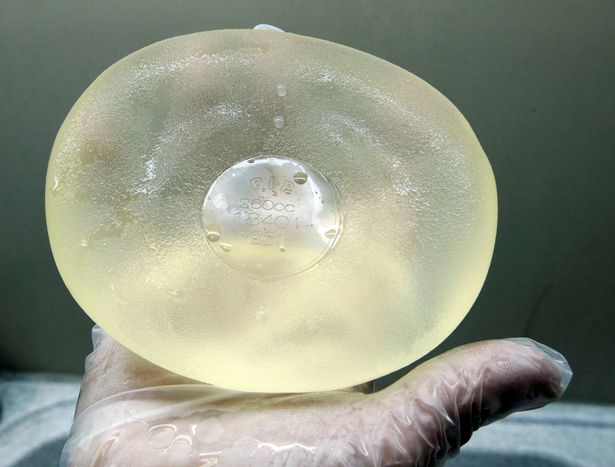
[1, 1, 613, 403]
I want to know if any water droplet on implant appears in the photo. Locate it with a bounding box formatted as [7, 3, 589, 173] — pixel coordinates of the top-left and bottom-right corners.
[293, 172, 308, 184]
[276, 84, 287, 97]
[220, 242, 232, 252]
[324, 229, 337, 239]
[51, 176, 61, 192]
[205, 224, 221, 242]
[273, 115, 285, 129]
[256, 307, 268, 322]
[279, 245, 287, 252]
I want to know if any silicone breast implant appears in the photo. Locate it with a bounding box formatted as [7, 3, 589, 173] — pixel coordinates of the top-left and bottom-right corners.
[46, 30, 497, 392]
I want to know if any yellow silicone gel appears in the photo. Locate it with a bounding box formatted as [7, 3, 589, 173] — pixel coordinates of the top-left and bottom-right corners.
[46, 29, 497, 392]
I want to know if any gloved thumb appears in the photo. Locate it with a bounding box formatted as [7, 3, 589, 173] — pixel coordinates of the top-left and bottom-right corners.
[359, 338, 572, 465]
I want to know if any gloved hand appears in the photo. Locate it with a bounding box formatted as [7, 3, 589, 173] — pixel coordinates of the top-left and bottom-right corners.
[60, 327, 571, 466]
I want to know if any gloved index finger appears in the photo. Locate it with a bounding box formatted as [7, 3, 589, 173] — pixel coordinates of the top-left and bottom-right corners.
[76, 326, 200, 416]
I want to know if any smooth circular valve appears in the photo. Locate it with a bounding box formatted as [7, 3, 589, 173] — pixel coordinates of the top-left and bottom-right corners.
[46, 29, 497, 393]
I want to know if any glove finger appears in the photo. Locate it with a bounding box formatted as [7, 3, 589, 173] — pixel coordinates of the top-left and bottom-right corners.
[76, 326, 198, 416]
[360, 338, 572, 466]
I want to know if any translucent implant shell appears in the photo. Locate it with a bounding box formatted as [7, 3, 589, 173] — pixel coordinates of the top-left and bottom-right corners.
[202, 157, 343, 279]
[45, 29, 498, 393]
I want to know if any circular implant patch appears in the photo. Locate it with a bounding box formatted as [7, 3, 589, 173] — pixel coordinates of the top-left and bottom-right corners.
[202, 156, 343, 279]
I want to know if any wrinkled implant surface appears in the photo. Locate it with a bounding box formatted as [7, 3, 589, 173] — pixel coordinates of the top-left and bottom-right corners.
[46, 29, 497, 392]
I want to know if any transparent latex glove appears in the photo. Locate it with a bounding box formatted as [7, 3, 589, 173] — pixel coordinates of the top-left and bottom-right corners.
[60, 327, 571, 466]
